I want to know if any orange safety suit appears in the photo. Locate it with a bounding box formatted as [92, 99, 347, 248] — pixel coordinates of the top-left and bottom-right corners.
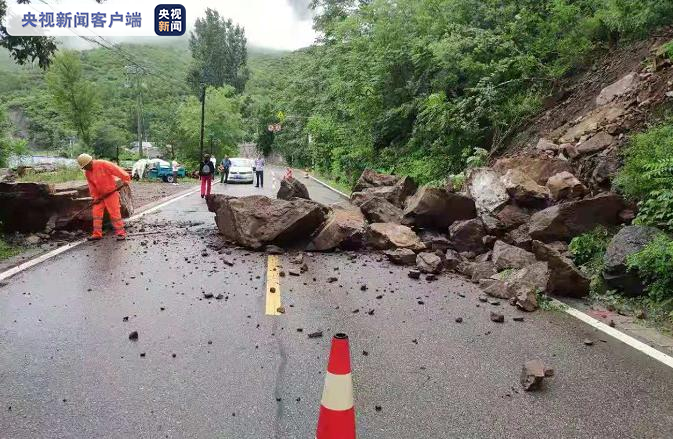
[84, 160, 131, 238]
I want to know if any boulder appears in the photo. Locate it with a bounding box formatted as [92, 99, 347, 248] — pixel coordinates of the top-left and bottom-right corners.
[603, 225, 662, 296]
[0, 181, 132, 233]
[277, 177, 310, 200]
[501, 169, 551, 207]
[483, 279, 511, 299]
[418, 230, 452, 252]
[449, 218, 486, 253]
[206, 195, 329, 249]
[536, 138, 559, 152]
[465, 168, 509, 214]
[492, 240, 537, 271]
[389, 176, 418, 208]
[308, 202, 366, 251]
[469, 261, 497, 282]
[367, 223, 425, 251]
[596, 72, 638, 106]
[359, 196, 403, 224]
[532, 241, 590, 298]
[506, 262, 550, 311]
[493, 156, 573, 186]
[560, 104, 626, 143]
[496, 205, 531, 229]
[416, 252, 443, 274]
[352, 169, 399, 192]
[403, 186, 476, 229]
[576, 132, 614, 156]
[350, 191, 371, 207]
[528, 193, 624, 242]
[506, 224, 533, 251]
[546, 171, 587, 201]
[384, 248, 417, 266]
[521, 359, 550, 391]
[444, 249, 462, 270]
[481, 214, 507, 236]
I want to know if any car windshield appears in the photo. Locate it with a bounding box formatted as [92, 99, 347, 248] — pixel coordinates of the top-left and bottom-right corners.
[230, 158, 253, 168]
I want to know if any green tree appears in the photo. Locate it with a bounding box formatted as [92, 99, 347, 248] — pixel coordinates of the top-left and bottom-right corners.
[177, 86, 244, 160]
[187, 8, 249, 93]
[46, 51, 99, 147]
[0, 0, 57, 69]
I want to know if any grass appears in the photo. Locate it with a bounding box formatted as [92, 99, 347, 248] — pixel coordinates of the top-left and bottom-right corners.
[17, 166, 84, 184]
[0, 238, 19, 261]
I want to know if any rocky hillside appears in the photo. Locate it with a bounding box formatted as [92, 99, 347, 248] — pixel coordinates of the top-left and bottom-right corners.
[504, 26, 673, 193]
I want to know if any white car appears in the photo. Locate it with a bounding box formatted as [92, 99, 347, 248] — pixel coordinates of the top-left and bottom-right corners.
[227, 158, 255, 184]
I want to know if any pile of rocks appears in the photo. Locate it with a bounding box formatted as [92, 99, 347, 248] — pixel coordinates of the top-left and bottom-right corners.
[0, 181, 133, 233]
[205, 163, 639, 311]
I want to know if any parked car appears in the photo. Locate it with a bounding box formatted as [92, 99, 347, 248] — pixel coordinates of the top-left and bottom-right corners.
[227, 158, 255, 184]
[132, 159, 186, 183]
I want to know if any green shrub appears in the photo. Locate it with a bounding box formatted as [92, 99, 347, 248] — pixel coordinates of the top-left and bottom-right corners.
[627, 235, 673, 302]
[634, 189, 673, 231]
[569, 226, 611, 268]
[615, 122, 673, 199]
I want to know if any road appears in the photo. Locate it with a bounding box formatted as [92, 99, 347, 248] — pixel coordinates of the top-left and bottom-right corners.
[2, 166, 673, 438]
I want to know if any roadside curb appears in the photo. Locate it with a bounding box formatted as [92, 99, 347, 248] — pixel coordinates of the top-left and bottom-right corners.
[305, 173, 350, 199]
[554, 298, 673, 370]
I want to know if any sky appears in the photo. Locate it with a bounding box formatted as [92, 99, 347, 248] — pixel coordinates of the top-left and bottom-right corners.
[54, 0, 317, 51]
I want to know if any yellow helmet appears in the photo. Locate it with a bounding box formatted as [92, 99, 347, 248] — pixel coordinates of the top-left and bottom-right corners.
[77, 153, 93, 169]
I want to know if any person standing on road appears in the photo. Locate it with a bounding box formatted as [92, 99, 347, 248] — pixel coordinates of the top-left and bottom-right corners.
[219, 156, 232, 184]
[171, 160, 180, 185]
[254, 155, 265, 188]
[199, 154, 215, 198]
[77, 153, 131, 241]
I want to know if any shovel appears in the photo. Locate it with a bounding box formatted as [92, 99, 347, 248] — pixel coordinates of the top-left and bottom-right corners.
[64, 184, 127, 228]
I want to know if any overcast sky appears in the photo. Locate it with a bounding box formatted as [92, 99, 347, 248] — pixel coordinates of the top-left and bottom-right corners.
[56, 0, 317, 51]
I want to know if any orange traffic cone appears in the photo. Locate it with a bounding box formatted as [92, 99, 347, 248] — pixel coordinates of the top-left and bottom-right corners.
[316, 333, 356, 439]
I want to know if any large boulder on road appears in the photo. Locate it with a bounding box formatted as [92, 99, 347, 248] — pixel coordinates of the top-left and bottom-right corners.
[532, 241, 589, 297]
[465, 168, 509, 214]
[277, 177, 310, 200]
[308, 202, 366, 251]
[528, 193, 624, 242]
[384, 248, 417, 266]
[367, 223, 425, 251]
[416, 252, 443, 274]
[403, 186, 476, 229]
[492, 240, 536, 270]
[501, 169, 551, 208]
[359, 196, 403, 224]
[206, 195, 329, 249]
[449, 218, 486, 253]
[603, 225, 662, 296]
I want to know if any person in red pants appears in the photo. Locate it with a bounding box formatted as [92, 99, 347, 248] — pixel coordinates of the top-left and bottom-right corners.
[199, 154, 215, 198]
[77, 153, 131, 241]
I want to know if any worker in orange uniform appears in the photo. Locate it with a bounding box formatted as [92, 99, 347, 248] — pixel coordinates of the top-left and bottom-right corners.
[77, 153, 131, 241]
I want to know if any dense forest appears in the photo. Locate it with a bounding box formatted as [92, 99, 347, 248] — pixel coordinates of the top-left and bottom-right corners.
[2, 0, 673, 183]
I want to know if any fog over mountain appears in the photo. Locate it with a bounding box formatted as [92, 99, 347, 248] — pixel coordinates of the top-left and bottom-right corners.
[57, 0, 316, 51]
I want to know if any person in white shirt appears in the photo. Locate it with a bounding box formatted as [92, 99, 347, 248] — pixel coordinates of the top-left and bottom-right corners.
[254, 155, 265, 188]
[171, 160, 179, 185]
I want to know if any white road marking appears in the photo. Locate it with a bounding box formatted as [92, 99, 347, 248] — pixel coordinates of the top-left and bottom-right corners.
[556, 299, 673, 369]
[0, 186, 200, 282]
[306, 174, 349, 199]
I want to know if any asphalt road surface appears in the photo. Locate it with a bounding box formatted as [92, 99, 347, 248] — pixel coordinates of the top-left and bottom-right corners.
[2, 166, 673, 438]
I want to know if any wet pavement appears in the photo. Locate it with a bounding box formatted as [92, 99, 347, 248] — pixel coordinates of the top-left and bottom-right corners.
[2, 167, 673, 438]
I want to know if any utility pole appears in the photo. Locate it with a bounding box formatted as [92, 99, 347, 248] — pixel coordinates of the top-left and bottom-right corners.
[199, 83, 206, 160]
[126, 65, 144, 157]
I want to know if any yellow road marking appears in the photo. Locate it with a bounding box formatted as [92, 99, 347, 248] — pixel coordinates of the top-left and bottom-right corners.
[265, 255, 282, 315]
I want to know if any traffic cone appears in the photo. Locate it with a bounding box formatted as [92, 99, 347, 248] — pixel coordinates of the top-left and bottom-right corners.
[316, 333, 356, 439]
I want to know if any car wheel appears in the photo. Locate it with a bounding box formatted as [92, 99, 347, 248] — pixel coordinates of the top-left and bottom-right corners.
[162, 176, 168, 183]
[166, 174, 175, 183]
